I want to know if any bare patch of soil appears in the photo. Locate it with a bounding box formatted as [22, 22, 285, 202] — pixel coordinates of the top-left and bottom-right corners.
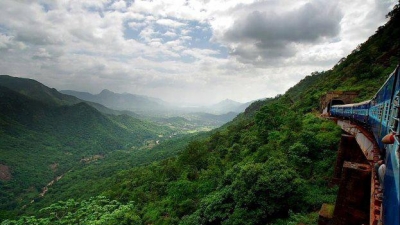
[50, 163, 59, 172]
[0, 164, 12, 181]
[80, 155, 104, 164]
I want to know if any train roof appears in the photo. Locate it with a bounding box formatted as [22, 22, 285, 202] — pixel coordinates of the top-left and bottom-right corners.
[331, 104, 347, 108]
[351, 100, 371, 106]
[331, 100, 371, 108]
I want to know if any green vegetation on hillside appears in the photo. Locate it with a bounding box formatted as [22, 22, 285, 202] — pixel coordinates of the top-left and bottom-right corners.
[2, 196, 141, 225]
[2, 96, 342, 224]
[0, 85, 173, 219]
[1, 2, 399, 224]
[20, 132, 206, 215]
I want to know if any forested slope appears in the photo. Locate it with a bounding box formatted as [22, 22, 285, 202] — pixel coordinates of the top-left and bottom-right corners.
[2, 2, 400, 225]
[0, 83, 172, 219]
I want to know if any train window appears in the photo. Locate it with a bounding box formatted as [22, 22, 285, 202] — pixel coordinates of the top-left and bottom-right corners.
[378, 104, 383, 120]
[382, 104, 385, 120]
[393, 94, 400, 134]
[372, 107, 377, 118]
[385, 102, 390, 121]
[390, 105, 396, 129]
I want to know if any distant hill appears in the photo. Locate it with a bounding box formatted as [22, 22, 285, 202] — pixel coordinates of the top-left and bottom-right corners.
[60, 90, 251, 129]
[152, 112, 238, 130]
[0, 75, 141, 117]
[179, 99, 253, 115]
[0, 75, 81, 106]
[61, 89, 169, 113]
[190, 111, 238, 125]
[61, 90, 254, 116]
[207, 99, 253, 114]
[0, 79, 172, 214]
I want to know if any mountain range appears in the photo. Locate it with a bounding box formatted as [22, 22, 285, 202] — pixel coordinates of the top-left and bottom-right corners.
[61, 89, 252, 115]
[0, 76, 173, 213]
[60, 89, 167, 113]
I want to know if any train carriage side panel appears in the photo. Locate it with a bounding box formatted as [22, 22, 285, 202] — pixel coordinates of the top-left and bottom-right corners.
[343, 104, 353, 118]
[331, 105, 344, 117]
[331, 104, 355, 119]
[382, 66, 400, 225]
[368, 72, 396, 150]
[330, 106, 338, 117]
[353, 100, 371, 124]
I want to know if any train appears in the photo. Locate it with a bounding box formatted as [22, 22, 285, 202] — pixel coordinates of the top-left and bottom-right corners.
[330, 66, 400, 225]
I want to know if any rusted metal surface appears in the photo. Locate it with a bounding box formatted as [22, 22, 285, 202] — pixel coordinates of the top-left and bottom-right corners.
[370, 144, 383, 225]
[334, 119, 383, 225]
[332, 161, 371, 225]
[337, 120, 375, 160]
[333, 134, 370, 185]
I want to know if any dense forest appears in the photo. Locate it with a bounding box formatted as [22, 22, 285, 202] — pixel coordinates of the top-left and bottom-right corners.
[1, 2, 400, 225]
[0, 81, 174, 218]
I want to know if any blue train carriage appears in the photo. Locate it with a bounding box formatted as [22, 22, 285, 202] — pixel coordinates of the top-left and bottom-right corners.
[330, 102, 357, 120]
[351, 100, 371, 124]
[368, 69, 396, 150]
[382, 66, 400, 225]
[342, 103, 354, 119]
[330, 104, 345, 118]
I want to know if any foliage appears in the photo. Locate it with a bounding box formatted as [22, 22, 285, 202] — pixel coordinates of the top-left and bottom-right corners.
[87, 102, 341, 224]
[1, 196, 141, 225]
[2, 2, 400, 224]
[0, 86, 172, 218]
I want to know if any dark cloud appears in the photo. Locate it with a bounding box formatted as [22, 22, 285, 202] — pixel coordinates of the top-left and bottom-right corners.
[221, 0, 343, 63]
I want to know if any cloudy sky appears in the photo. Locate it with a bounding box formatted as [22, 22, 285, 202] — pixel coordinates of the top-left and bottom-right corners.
[0, 0, 397, 105]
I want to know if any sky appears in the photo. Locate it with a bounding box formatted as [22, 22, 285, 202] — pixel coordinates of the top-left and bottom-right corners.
[0, 0, 397, 106]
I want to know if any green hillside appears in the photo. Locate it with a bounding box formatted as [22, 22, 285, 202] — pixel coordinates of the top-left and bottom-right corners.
[0, 84, 172, 219]
[60, 89, 167, 113]
[0, 75, 80, 106]
[0, 75, 142, 117]
[1, 2, 399, 225]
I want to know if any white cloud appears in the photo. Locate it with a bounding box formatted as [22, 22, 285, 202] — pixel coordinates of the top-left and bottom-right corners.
[180, 36, 192, 41]
[0, 34, 14, 50]
[163, 31, 177, 38]
[32, 48, 52, 59]
[0, 0, 396, 105]
[165, 40, 185, 51]
[126, 12, 146, 20]
[156, 18, 186, 28]
[110, 0, 127, 11]
[128, 21, 147, 30]
[139, 26, 158, 42]
[182, 48, 220, 59]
